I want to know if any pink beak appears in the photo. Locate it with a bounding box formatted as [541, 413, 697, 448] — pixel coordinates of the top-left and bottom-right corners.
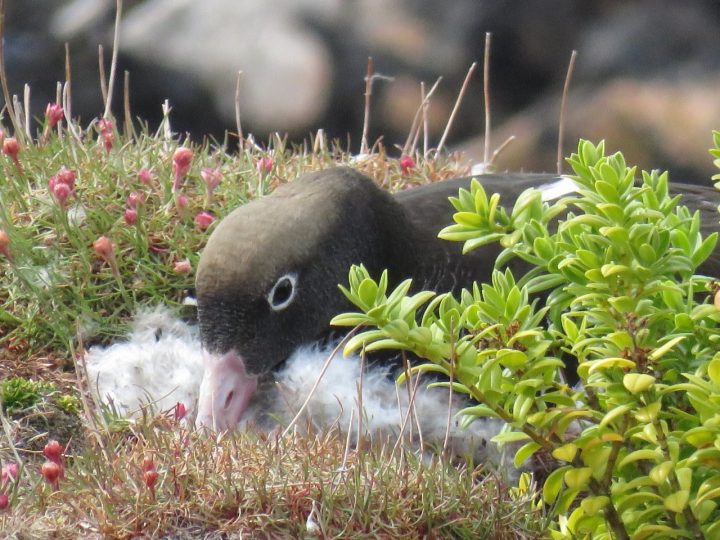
[195, 350, 258, 430]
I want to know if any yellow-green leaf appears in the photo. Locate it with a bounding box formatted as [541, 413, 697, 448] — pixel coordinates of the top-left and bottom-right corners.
[708, 356, 720, 385]
[619, 449, 662, 468]
[649, 461, 673, 485]
[580, 495, 609, 516]
[564, 467, 593, 490]
[600, 404, 632, 427]
[664, 490, 689, 513]
[588, 357, 636, 373]
[634, 401, 661, 422]
[514, 441, 541, 468]
[543, 466, 570, 504]
[552, 443, 578, 463]
[649, 336, 685, 361]
[675, 468, 692, 492]
[623, 373, 655, 394]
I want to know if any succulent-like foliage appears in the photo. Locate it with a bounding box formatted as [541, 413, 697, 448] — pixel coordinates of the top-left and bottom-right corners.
[333, 139, 720, 539]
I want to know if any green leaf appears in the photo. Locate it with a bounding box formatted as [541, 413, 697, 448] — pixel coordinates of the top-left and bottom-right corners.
[552, 443, 578, 463]
[357, 278, 378, 309]
[543, 466, 570, 504]
[514, 441, 541, 468]
[587, 357, 636, 373]
[634, 401, 661, 422]
[491, 430, 531, 443]
[580, 496, 609, 516]
[496, 349, 528, 370]
[600, 404, 631, 427]
[708, 356, 720, 385]
[664, 490, 689, 513]
[619, 449, 662, 468]
[623, 373, 655, 394]
[649, 336, 685, 361]
[329, 313, 370, 326]
[564, 467, 593, 490]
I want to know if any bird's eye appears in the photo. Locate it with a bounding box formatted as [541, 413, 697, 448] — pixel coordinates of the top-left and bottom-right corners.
[267, 273, 297, 311]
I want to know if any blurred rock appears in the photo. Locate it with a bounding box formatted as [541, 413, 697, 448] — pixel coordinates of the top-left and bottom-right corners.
[459, 77, 720, 182]
[458, 0, 720, 182]
[0, 0, 718, 181]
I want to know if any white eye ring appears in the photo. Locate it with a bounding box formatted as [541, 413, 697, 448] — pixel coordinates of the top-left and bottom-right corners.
[267, 273, 297, 311]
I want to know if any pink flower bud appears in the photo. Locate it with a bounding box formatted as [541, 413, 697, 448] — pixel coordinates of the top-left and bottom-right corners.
[124, 207, 138, 226]
[51, 182, 72, 207]
[137, 168, 153, 185]
[399, 155, 415, 174]
[41, 461, 63, 488]
[172, 148, 193, 178]
[43, 440, 64, 464]
[97, 119, 114, 152]
[93, 236, 115, 264]
[97, 118, 113, 135]
[176, 194, 189, 211]
[143, 469, 159, 490]
[0, 493, 8, 511]
[141, 456, 155, 473]
[1, 463, 18, 483]
[45, 103, 64, 127]
[256, 156, 273, 174]
[102, 132, 113, 152]
[127, 191, 144, 208]
[173, 401, 187, 421]
[55, 167, 76, 190]
[0, 230, 10, 260]
[200, 167, 222, 193]
[194, 211, 215, 230]
[2, 137, 19, 158]
[173, 259, 191, 274]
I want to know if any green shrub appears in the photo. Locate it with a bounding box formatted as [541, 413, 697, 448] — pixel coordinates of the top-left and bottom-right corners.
[1, 377, 55, 413]
[332, 138, 720, 539]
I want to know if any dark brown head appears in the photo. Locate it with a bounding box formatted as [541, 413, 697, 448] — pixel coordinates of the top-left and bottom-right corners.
[194, 167, 417, 428]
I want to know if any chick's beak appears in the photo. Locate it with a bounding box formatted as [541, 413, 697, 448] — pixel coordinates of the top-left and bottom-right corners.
[195, 349, 258, 430]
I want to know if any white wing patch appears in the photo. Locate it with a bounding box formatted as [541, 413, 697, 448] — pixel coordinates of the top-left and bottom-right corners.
[539, 176, 579, 202]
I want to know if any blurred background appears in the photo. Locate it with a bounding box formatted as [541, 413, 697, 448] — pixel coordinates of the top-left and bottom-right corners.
[4, 0, 720, 180]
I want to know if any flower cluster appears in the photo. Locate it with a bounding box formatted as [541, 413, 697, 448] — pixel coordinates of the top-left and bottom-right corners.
[0, 461, 18, 511]
[41, 440, 65, 490]
[48, 167, 77, 208]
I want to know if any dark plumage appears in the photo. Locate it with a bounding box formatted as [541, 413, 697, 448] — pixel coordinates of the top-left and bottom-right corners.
[195, 167, 720, 429]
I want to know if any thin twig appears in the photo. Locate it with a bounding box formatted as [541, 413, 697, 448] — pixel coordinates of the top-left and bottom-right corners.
[360, 57, 373, 155]
[23, 84, 31, 140]
[557, 50, 578, 175]
[98, 45, 107, 105]
[123, 70, 133, 137]
[340, 407, 355, 472]
[103, 0, 123, 119]
[488, 135, 517, 167]
[62, 81, 82, 143]
[0, 0, 21, 139]
[483, 32, 492, 165]
[390, 370, 424, 460]
[437, 62, 477, 154]
[63, 43, 83, 142]
[55, 81, 64, 140]
[409, 369, 425, 455]
[12, 94, 23, 138]
[355, 348, 366, 451]
[401, 77, 442, 156]
[421, 82, 429, 157]
[443, 323, 458, 457]
[234, 70, 244, 150]
[281, 326, 362, 438]
[161, 99, 173, 142]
